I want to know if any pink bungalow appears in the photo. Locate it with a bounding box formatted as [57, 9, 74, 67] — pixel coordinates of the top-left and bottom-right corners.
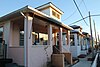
[0, 2, 73, 67]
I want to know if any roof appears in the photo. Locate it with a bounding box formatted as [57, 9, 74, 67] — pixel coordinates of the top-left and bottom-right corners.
[35, 2, 64, 14]
[0, 5, 73, 30]
[70, 25, 82, 29]
[71, 30, 83, 36]
[82, 32, 88, 35]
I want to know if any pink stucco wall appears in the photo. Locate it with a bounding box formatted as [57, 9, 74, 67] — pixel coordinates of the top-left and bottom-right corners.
[8, 47, 24, 66]
[8, 45, 52, 67]
[28, 45, 52, 67]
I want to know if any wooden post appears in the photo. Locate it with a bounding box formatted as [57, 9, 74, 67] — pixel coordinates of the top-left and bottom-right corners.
[89, 11, 94, 57]
[93, 20, 97, 46]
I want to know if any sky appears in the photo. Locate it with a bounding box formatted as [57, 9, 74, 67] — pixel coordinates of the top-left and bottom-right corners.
[0, 0, 100, 39]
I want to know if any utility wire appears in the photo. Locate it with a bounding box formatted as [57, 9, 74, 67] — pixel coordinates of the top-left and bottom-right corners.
[72, 0, 88, 26]
[69, 16, 89, 25]
[69, 14, 100, 25]
[63, 0, 83, 21]
[82, 0, 88, 11]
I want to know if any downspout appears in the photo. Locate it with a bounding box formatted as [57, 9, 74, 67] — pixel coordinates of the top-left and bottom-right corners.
[20, 12, 27, 67]
[20, 12, 34, 67]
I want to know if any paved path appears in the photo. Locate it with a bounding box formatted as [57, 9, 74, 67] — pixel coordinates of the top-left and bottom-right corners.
[72, 54, 92, 67]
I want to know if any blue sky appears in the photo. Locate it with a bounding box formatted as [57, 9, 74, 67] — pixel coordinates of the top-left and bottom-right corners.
[0, 0, 100, 38]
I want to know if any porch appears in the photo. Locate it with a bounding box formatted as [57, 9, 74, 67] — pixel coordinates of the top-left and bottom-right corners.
[0, 6, 73, 67]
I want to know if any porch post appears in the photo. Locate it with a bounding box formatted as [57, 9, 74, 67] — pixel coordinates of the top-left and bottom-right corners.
[48, 24, 53, 53]
[24, 13, 33, 67]
[74, 34, 77, 46]
[59, 27, 63, 52]
[67, 30, 70, 46]
[54, 32, 57, 45]
[67, 30, 70, 51]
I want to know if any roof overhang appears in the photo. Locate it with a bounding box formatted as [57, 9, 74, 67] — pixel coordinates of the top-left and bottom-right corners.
[0, 6, 73, 30]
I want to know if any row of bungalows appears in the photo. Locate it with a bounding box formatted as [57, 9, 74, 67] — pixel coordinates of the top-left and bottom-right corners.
[70, 25, 91, 57]
[0, 2, 91, 67]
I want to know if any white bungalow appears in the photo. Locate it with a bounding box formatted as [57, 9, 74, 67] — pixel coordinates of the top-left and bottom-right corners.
[82, 32, 91, 53]
[70, 25, 84, 57]
[0, 2, 73, 67]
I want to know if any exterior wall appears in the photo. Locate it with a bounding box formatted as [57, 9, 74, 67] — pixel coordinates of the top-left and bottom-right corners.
[40, 8, 51, 16]
[7, 46, 53, 67]
[70, 46, 77, 57]
[70, 46, 81, 57]
[8, 47, 24, 65]
[62, 34, 67, 52]
[3, 21, 11, 57]
[77, 46, 81, 56]
[28, 45, 52, 67]
[39, 7, 61, 21]
[74, 29, 80, 32]
[11, 22, 20, 46]
[70, 34, 81, 57]
[62, 31, 70, 53]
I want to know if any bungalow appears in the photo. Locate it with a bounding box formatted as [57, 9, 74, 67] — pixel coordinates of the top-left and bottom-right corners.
[82, 32, 91, 54]
[70, 25, 84, 57]
[0, 2, 73, 67]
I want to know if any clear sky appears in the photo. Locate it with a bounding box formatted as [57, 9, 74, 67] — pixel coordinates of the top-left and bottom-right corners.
[0, 0, 100, 39]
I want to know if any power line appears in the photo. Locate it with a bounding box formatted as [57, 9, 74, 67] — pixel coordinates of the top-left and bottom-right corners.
[69, 14, 100, 25]
[69, 16, 89, 25]
[82, 0, 88, 11]
[72, 0, 88, 26]
[62, 0, 83, 21]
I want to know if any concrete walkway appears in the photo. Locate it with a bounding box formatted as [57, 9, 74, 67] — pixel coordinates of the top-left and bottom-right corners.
[72, 54, 92, 67]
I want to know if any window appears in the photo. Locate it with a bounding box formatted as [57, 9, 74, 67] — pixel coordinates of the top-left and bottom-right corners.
[52, 10, 56, 17]
[32, 32, 48, 45]
[57, 14, 60, 19]
[19, 31, 24, 46]
[0, 27, 3, 43]
[52, 10, 60, 19]
[0, 27, 3, 55]
[70, 35, 75, 46]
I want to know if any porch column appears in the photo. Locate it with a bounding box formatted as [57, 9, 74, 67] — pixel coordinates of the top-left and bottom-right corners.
[74, 34, 77, 46]
[24, 13, 33, 67]
[67, 30, 70, 52]
[54, 32, 57, 45]
[59, 27, 63, 52]
[67, 30, 70, 46]
[48, 24, 53, 53]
